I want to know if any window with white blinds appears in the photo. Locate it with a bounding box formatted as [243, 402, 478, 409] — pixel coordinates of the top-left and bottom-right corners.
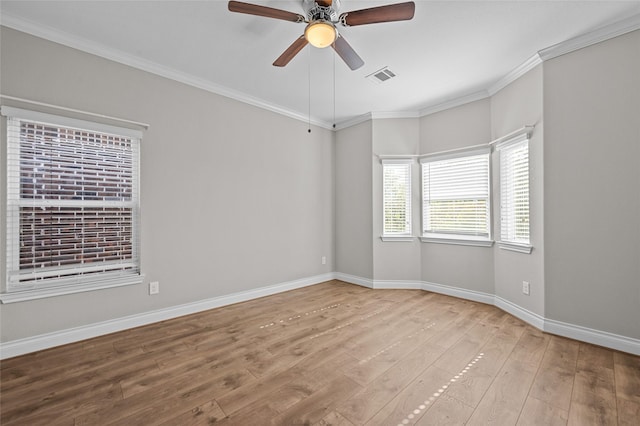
[498, 136, 530, 247]
[421, 148, 491, 242]
[382, 160, 412, 237]
[3, 107, 142, 297]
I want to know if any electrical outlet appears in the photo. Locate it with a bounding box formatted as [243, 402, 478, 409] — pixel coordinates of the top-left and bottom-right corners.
[321, 256, 327, 265]
[149, 281, 160, 295]
[522, 281, 530, 295]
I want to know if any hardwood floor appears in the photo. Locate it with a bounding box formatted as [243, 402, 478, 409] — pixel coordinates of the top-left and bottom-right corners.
[1, 280, 639, 425]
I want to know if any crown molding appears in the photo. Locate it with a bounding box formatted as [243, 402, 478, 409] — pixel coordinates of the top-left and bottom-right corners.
[489, 13, 640, 95]
[0, 14, 335, 131]
[418, 90, 491, 118]
[333, 112, 373, 130]
[336, 90, 492, 130]
[3, 11, 639, 132]
[370, 111, 421, 120]
[419, 13, 640, 115]
[488, 53, 543, 95]
[334, 110, 422, 130]
[539, 12, 640, 61]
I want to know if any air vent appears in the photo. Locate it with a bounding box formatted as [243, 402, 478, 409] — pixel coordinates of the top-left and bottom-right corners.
[366, 67, 396, 84]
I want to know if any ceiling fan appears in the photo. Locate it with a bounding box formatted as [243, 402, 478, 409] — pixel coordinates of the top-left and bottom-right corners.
[228, 0, 415, 70]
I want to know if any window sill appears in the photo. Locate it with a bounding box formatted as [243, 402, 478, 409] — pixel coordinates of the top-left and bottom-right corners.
[381, 235, 416, 242]
[420, 234, 494, 247]
[0, 275, 144, 304]
[498, 241, 533, 254]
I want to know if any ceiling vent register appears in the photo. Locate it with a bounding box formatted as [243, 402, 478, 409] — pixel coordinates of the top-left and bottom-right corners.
[367, 67, 397, 84]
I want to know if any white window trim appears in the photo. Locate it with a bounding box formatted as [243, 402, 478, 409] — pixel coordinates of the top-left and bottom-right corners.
[1, 106, 143, 303]
[419, 144, 489, 163]
[497, 241, 533, 254]
[0, 274, 145, 303]
[420, 146, 493, 246]
[490, 125, 533, 148]
[381, 157, 414, 241]
[420, 234, 494, 247]
[0, 106, 143, 139]
[495, 126, 533, 253]
[381, 235, 416, 242]
[494, 133, 529, 152]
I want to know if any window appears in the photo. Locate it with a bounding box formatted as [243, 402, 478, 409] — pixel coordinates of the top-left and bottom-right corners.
[421, 147, 492, 246]
[497, 131, 532, 253]
[382, 159, 412, 240]
[2, 107, 142, 301]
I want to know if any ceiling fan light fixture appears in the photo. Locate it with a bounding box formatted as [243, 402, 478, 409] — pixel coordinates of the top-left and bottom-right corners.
[304, 20, 337, 48]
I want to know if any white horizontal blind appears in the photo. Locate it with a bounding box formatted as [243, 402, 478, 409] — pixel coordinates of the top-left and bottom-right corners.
[422, 153, 490, 236]
[5, 114, 140, 291]
[382, 161, 412, 235]
[499, 140, 529, 243]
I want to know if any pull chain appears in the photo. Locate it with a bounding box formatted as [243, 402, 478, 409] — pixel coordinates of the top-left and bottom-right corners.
[333, 47, 336, 129]
[308, 47, 312, 133]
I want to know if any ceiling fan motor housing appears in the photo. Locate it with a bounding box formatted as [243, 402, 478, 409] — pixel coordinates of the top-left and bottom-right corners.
[303, 0, 340, 22]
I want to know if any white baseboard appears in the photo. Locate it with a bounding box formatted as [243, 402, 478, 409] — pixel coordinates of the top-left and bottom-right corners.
[0, 273, 335, 360]
[334, 272, 374, 288]
[3, 272, 639, 358]
[422, 281, 495, 305]
[374, 280, 423, 290]
[544, 318, 640, 356]
[494, 295, 545, 330]
[337, 274, 640, 356]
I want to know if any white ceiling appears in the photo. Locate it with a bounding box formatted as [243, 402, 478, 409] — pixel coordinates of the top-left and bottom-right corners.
[2, 0, 640, 127]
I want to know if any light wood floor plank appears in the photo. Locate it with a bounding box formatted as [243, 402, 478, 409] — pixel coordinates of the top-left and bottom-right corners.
[614, 351, 640, 403]
[466, 326, 549, 425]
[217, 345, 351, 416]
[466, 360, 536, 425]
[527, 335, 579, 412]
[567, 343, 618, 425]
[314, 410, 356, 426]
[568, 369, 618, 425]
[336, 341, 446, 424]
[157, 398, 227, 426]
[364, 365, 454, 425]
[616, 397, 640, 426]
[211, 402, 279, 426]
[517, 396, 570, 426]
[414, 393, 475, 425]
[337, 321, 443, 387]
[270, 374, 362, 425]
[1, 280, 639, 426]
[614, 350, 640, 426]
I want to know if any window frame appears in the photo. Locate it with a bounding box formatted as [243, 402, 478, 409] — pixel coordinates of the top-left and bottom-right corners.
[496, 130, 533, 254]
[420, 146, 493, 247]
[1, 106, 144, 303]
[381, 158, 414, 242]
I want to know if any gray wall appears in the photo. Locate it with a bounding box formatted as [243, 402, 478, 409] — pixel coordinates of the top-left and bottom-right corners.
[544, 31, 640, 339]
[491, 65, 545, 317]
[333, 30, 639, 344]
[0, 28, 335, 342]
[372, 118, 421, 282]
[335, 121, 373, 279]
[2, 25, 639, 347]
[419, 100, 495, 294]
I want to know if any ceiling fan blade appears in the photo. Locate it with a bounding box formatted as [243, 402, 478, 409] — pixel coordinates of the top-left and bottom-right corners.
[228, 1, 305, 23]
[316, 0, 332, 6]
[273, 36, 309, 67]
[340, 1, 415, 27]
[332, 34, 364, 70]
